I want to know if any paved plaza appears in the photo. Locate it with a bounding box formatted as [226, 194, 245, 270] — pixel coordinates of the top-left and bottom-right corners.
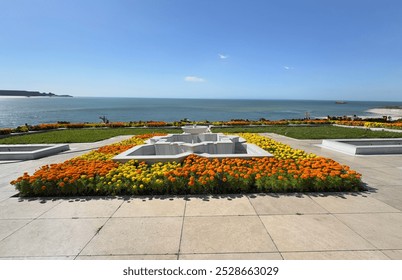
[0, 134, 401, 260]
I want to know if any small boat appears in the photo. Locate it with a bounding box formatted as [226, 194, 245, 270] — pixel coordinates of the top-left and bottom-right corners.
[335, 101, 347, 104]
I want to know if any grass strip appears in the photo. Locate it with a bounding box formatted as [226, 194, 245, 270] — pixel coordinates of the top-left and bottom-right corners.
[0, 125, 401, 144]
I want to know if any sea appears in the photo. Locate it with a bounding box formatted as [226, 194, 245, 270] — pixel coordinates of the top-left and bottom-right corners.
[1, 97, 401, 128]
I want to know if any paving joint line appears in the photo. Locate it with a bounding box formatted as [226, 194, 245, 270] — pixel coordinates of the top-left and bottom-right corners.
[279, 248, 389, 253]
[176, 197, 188, 260]
[0, 255, 75, 260]
[73, 199, 126, 260]
[107, 215, 185, 219]
[328, 212, 381, 251]
[307, 194, 402, 215]
[179, 251, 280, 255]
[246, 194, 284, 260]
[0, 198, 63, 243]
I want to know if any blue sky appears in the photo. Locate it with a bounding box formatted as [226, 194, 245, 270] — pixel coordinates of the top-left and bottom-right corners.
[1, 0, 402, 100]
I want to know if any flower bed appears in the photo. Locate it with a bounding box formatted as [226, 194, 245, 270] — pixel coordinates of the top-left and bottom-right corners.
[238, 133, 316, 160]
[10, 133, 363, 196]
[146, 121, 169, 127]
[364, 121, 402, 130]
[335, 120, 402, 130]
[4, 119, 335, 134]
[30, 123, 61, 131]
[211, 119, 332, 126]
[0, 128, 12, 135]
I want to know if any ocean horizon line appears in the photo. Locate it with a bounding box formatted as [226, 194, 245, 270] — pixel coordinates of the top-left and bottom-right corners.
[28, 96, 402, 103]
[1, 93, 402, 102]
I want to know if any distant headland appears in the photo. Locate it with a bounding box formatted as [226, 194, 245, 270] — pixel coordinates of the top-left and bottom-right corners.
[0, 90, 72, 98]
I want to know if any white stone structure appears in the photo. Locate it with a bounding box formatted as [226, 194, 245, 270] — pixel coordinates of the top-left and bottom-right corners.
[0, 144, 70, 160]
[113, 125, 272, 164]
[320, 138, 402, 155]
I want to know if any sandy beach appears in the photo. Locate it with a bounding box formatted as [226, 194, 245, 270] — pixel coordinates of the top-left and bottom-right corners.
[365, 108, 402, 120]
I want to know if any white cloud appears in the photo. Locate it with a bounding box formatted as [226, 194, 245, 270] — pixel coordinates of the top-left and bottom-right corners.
[184, 76, 205, 82]
[283, 66, 294, 70]
[218, 53, 228, 59]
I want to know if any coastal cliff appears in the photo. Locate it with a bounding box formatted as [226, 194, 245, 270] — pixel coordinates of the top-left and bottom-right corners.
[0, 90, 72, 97]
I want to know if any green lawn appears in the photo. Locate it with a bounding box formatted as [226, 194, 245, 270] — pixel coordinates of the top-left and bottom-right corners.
[214, 126, 402, 139]
[0, 128, 181, 144]
[0, 125, 401, 144]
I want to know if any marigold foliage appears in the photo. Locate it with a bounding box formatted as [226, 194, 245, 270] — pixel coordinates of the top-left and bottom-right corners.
[11, 133, 364, 196]
[335, 120, 402, 130]
[0, 128, 12, 135]
[238, 133, 316, 160]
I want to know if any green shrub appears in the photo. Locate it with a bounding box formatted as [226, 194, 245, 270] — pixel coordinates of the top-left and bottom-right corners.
[0, 128, 12, 135]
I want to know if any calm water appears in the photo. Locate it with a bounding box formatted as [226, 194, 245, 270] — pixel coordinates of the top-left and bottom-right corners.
[1, 97, 401, 128]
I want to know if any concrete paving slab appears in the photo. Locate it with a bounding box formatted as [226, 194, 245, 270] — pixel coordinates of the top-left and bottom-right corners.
[248, 194, 328, 215]
[81, 217, 182, 255]
[348, 160, 398, 169]
[0, 218, 106, 257]
[0, 198, 61, 219]
[0, 256, 75, 260]
[113, 197, 186, 217]
[0, 166, 26, 180]
[260, 214, 375, 252]
[310, 194, 401, 213]
[348, 162, 399, 175]
[0, 219, 31, 241]
[179, 252, 282, 260]
[356, 167, 401, 183]
[361, 176, 394, 187]
[371, 187, 402, 211]
[0, 191, 17, 202]
[365, 177, 402, 186]
[381, 250, 402, 260]
[365, 167, 402, 177]
[336, 213, 402, 249]
[185, 195, 256, 216]
[40, 198, 124, 219]
[76, 254, 178, 260]
[180, 216, 277, 254]
[282, 250, 390, 260]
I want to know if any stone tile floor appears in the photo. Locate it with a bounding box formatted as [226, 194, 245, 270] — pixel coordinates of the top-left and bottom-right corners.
[0, 134, 401, 260]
